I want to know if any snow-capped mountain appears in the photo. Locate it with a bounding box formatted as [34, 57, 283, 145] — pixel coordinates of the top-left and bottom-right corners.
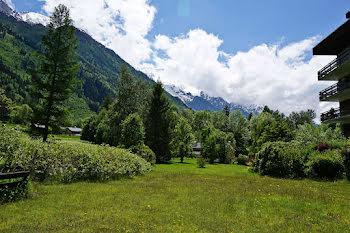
[164, 84, 263, 117]
[0, 0, 49, 25]
[20, 12, 50, 26]
[0, 0, 21, 20]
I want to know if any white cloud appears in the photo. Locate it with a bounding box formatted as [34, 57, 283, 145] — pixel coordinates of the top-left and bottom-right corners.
[141, 30, 337, 120]
[40, 0, 156, 68]
[38, 0, 336, 121]
[4, 0, 14, 9]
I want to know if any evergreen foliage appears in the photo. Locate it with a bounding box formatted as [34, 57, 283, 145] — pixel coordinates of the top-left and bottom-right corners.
[30, 4, 79, 141]
[145, 81, 172, 163]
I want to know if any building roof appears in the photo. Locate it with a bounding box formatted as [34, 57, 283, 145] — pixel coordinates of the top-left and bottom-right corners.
[313, 15, 350, 55]
[68, 127, 82, 133]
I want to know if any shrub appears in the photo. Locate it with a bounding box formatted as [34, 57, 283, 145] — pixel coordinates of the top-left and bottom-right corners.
[316, 142, 331, 152]
[130, 144, 156, 165]
[0, 125, 152, 183]
[120, 113, 145, 148]
[255, 142, 305, 178]
[0, 180, 30, 203]
[197, 156, 207, 168]
[342, 145, 350, 181]
[237, 154, 249, 166]
[306, 150, 344, 180]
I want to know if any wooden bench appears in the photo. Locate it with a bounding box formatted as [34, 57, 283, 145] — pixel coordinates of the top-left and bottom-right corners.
[0, 171, 30, 189]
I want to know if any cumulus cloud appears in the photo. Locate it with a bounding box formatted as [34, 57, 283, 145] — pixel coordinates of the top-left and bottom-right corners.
[40, 0, 156, 68]
[37, 0, 336, 120]
[141, 30, 337, 119]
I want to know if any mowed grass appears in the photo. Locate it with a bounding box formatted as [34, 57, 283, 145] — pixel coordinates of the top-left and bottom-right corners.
[1, 159, 350, 233]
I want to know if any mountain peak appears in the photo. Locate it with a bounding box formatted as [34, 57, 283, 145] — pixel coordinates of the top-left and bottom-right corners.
[0, 0, 15, 16]
[20, 12, 50, 26]
[165, 84, 263, 117]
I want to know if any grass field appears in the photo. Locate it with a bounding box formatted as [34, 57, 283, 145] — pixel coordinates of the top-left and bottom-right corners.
[1, 159, 350, 232]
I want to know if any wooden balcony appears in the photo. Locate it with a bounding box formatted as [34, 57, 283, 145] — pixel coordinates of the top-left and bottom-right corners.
[321, 107, 350, 123]
[319, 79, 350, 102]
[318, 49, 350, 81]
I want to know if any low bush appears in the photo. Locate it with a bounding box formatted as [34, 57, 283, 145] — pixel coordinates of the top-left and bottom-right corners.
[255, 142, 305, 178]
[306, 150, 344, 180]
[0, 181, 30, 203]
[0, 125, 152, 183]
[130, 144, 156, 165]
[197, 157, 207, 168]
[342, 145, 350, 181]
[237, 154, 249, 166]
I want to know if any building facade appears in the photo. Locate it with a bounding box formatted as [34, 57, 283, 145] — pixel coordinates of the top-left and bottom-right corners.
[314, 12, 350, 137]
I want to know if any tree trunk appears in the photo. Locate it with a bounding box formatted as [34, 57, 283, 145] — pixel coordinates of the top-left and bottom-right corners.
[180, 156, 184, 163]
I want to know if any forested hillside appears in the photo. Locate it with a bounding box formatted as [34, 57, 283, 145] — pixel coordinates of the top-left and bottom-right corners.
[0, 12, 186, 122]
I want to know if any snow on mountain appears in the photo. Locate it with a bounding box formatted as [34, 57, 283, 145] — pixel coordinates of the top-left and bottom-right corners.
[164, 84, 263, 117]
[20, 12, 50, 26]
[0, 0, 21, 20]
[0, 0, 49, 26]
[164, 84, 194, 103]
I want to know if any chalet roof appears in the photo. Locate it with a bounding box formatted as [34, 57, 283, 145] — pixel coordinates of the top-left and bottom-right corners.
[313, 15, 350, 55]
[68, 127, 82, 133]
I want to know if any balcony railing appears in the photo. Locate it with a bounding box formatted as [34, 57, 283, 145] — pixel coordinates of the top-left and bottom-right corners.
[321, 107, 350, 122]
[319, 79, 350, 100]
[318, 49, 350, 80]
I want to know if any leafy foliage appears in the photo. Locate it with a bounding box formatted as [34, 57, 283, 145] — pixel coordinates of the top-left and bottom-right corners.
[0, 125, 151, 182]
[342, 145, 350, 181]
[250, 112, 294, 156]
[130, 144, 156, 165]
[306, 150, 344, 180]
[255, 142, 305, 178]
[0, 88, 13, 121]
[172, 118, 195, 163]
[120, 113, 145, 148]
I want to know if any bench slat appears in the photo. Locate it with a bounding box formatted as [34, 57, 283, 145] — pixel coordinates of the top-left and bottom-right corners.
[0, 171, 30, 180]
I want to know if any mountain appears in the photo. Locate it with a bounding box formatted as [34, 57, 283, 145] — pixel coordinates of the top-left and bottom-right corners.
[164, 84, 263, 117]
[0, 1, 186, 122]
[20, 12, 50, 26]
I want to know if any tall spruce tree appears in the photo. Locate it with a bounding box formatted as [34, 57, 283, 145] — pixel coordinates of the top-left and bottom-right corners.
[145, 81, 171, 163]
[31, 4, 79, 142]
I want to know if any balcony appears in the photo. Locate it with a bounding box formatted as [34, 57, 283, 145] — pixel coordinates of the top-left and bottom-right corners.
[318, 49, 350, 81]
[321, 107, 350, 123]
[319, 79, 350, 102]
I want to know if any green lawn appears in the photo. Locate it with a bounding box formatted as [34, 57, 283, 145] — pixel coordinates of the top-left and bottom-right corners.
[1, 159, 350, 232]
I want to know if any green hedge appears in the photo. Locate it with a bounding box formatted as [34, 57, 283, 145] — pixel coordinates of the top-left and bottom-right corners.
[343, 145, 350, 181]
[306, 150, 344, 180]
[0, 125, 152, 183]
[255, 142, 305, 178]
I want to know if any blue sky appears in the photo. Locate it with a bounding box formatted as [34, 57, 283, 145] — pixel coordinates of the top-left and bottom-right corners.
[9, 0, 350, 118]
[13, 0, 350, 53]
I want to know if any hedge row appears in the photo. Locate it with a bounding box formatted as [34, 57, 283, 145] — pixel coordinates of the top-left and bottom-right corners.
[0, 126, 152, 183]
[255, 141, 349, 181]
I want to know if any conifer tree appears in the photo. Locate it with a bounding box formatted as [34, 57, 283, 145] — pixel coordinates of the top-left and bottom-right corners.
[31, 4, 79, 142]
[145, 81, 171, 163]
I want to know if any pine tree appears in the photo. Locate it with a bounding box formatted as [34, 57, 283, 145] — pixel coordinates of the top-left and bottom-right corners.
[145, 81, 171, 163]
[224, 105, 230, 117]
[31, 4, 79, 142]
